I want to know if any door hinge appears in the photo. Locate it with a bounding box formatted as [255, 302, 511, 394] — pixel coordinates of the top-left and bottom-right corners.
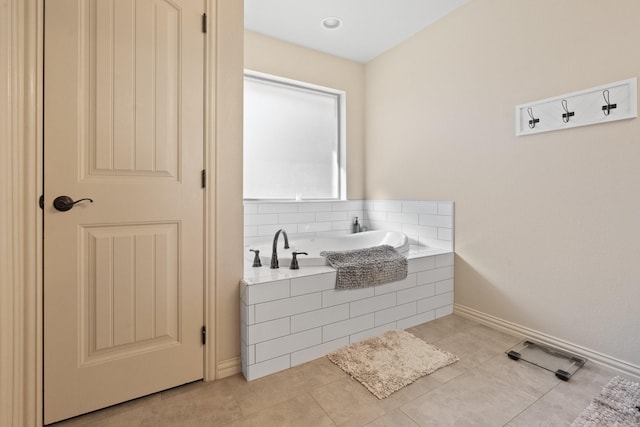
[201, 326, 206, 345]
[201, 169, 206, 188]
[39, 195, 44, 210]
[202, 13, 207, 33]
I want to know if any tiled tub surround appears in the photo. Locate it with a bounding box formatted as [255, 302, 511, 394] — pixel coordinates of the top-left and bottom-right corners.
[244, 200, 454, 252]
[240, 252, 454, 381]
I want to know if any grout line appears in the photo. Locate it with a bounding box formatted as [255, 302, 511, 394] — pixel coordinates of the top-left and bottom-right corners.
[307, 391, 339, 426]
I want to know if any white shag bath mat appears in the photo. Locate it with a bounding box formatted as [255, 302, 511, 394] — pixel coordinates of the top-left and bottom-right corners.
[572, 376, 640, 426]
[327, 329, 459, 399]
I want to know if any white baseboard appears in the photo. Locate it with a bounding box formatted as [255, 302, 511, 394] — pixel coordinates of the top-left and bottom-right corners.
[453, 303, 640, 380]
[216, 357, 242, 379]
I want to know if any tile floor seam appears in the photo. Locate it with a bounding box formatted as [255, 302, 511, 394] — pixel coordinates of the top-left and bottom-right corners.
[399, 406, 422, 426]
[307, 390, 340, 426]
[503, 378, 563, 426]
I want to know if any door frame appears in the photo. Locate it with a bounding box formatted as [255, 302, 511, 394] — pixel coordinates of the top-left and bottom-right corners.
[1, 0, 244, 425]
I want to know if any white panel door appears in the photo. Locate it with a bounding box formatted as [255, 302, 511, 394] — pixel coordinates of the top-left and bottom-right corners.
[44, 0, 205, 423]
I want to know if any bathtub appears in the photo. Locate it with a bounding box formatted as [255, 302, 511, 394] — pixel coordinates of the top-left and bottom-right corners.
[246, 230, 410, 268]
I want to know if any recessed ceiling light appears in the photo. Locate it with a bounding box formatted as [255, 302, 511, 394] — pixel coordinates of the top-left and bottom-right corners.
[321, 17, 342, 30]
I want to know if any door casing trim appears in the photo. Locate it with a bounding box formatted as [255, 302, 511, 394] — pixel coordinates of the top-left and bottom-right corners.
[1, 0, 243, 424]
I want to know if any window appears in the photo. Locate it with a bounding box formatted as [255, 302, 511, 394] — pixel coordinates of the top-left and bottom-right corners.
[243, 71, 345, 200]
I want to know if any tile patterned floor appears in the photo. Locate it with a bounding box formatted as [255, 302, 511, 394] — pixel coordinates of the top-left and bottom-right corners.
[51, 315, 633, 426]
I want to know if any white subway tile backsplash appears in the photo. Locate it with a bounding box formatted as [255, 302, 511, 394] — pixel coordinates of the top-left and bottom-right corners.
[436, 253, 454, 268]
[247, 317, 290, 345]
[240, 301, 255, 325]
[241, 199, 455, 381]
[297, 202, 333, 213]
[408, 257, 436, 274]
[435, 279, 454, 295]
[316, 211, 348, 222]
[438, 202, 454, 216]
[365, 200, 402, 212]
[332, 200, 364, 211]
[244, 203, 258, 215]
[291, 272, 336, 296]
[244, 226, 258, 238]
[350, 322, 397, 344]
[279, 212, 315, 224]
[291, 304, 349, 333]
[438, 228, 453, 241]
[397, 283, 436, 305]
[257, 223, 298, 236]
[388, 212, 420, 225]
[420, 214, 453, 228]
[240, 301, 247, 324]
[417, 292, 454, 314]
[241, 342, 256, 365]
[291, 337, 349, 367]
[257, 203, 298, 214]
[243, 279, 290, 305]
[244, 200, 453, 253]
[363, 211, 387, 221]
[419, 237, 453, 251]
[349, 293, 396, 317]
[323, 314, 374, 342]
[417, 266, 453, 286]
[245, 214, 279, 226]
[366, 220, 390, 231]
[436, 305, 454, 318]
[244, 354, 290, 381]
[255, 328, 322, 363]
[290, 232, 316, 241]
[348, 211, 365, 222]
[402, 201, 438, 214]
[241, 321, 247, 345]
[377, 221, 403, 232]
[255, 293, 321, 323]
[397, 310, 436, 329]
[374, 273, 417, 295]
[298, 222, 332, 234]
[374, 302, 417, 327]
[402, 224, 438, 239]
[323, 287, 375, 307]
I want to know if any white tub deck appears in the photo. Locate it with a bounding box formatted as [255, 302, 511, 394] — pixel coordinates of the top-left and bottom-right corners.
[246, 230, 410, 267]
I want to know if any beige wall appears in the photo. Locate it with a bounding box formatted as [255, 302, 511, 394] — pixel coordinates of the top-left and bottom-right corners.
[244, 31, 366, 199]
[213, 0, 245, 373]
[365, 0, 640, 366]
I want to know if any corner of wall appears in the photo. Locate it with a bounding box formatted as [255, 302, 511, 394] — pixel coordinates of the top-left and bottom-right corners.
[208, 0, 245, 380]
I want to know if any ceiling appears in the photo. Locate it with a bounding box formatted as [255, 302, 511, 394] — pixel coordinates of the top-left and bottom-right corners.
[244, 0, 470, 63]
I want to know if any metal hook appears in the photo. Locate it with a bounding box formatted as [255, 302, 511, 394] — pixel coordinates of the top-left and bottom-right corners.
[602, 89, 616, 116]
[527, 107, 539, 129]
[561, 99, 574, 123]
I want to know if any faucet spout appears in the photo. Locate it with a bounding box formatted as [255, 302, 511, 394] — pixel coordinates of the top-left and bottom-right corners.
[270, 229, 290, 269]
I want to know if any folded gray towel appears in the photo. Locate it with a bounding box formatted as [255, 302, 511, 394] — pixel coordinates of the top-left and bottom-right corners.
[320, 245, 408, 289]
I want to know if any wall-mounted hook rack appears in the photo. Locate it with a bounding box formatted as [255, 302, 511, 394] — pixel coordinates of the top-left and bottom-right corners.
[516, 77, 637, 136]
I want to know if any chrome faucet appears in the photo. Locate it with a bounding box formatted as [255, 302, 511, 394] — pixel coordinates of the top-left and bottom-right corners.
[270, 229, 290, 269]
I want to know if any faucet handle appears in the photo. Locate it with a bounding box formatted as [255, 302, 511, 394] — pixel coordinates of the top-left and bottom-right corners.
[289, 252, 308, 270]
[249, 249, 262, 267]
